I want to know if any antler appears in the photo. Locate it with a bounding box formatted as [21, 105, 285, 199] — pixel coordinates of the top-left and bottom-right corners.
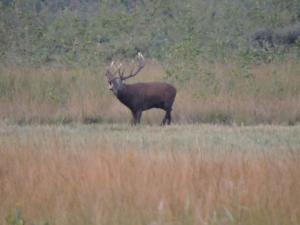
[106, 61, 123, 80]
[120, 52, 145, 81]
[106, 53, 145, 81]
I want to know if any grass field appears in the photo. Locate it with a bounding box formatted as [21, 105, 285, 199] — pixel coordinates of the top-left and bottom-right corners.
[0, 124, 299, 225]
[0, 61, 299, 125]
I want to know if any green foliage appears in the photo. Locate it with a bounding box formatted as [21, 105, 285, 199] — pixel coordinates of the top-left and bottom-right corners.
[0, 0, 300, 68]
[164, 37, 200, 84]
[6, 208, 25, 225]
[6, 207, 51, 225]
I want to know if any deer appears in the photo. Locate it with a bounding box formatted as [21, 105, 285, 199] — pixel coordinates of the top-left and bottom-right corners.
[105, 53, 176, 125]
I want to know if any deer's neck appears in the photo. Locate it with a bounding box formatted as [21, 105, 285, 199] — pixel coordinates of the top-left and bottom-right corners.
[116, 84, 135, 109]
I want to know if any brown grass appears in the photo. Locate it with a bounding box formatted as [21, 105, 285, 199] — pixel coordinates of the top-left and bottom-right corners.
[0, 124, 299, 225]
[0, 61, 299, 125]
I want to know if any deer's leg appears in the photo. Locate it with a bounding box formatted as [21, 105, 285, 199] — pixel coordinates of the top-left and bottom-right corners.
[131, 111, 137, 125]
[131, 110, 142, 125]
[161, 117, 166, 126]
[161, 109, 170, 126]
[166, 110, 172, 125]
[136, 111, 142, 123]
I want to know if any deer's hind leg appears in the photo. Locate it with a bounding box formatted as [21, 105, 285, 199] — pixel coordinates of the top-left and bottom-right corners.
[166, 109, 172, 125]
[161, 109, 172, 126]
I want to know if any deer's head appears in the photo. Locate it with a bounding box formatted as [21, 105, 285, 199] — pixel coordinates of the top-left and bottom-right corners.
[105, 53, 145, 95]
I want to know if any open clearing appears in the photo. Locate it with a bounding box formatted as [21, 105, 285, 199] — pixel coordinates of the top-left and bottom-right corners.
[0, 124, 299, 225]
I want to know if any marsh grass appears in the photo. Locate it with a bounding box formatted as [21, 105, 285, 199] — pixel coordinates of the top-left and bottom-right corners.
[0, 60, 299, 125]
[0, 124, 300, 225]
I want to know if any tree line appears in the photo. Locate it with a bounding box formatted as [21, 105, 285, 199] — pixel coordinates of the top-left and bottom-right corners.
[0, 0, 300, 67]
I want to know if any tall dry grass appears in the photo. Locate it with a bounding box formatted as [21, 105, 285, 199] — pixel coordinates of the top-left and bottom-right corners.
[0, 60, 299, 125]
[0, 124, 299, 225]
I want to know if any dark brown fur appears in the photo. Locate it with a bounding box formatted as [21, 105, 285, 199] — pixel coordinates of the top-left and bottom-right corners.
[115, 82, 176, 125]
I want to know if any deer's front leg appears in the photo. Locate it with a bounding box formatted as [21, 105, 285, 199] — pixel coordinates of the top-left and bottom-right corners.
[131, 110, 142, 125]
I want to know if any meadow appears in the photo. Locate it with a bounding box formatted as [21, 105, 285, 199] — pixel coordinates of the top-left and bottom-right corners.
[0, 60, 299, 126]
[0, 123, 299, 225]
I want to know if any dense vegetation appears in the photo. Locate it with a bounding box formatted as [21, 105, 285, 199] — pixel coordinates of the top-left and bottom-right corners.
[1, 0, 300, 66]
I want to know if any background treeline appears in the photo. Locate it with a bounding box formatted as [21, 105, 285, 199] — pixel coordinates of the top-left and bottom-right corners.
[1, 0, 300, 66]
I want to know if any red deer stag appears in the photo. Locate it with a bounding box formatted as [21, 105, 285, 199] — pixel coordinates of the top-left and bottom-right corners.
[105, 53, 176, 125]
